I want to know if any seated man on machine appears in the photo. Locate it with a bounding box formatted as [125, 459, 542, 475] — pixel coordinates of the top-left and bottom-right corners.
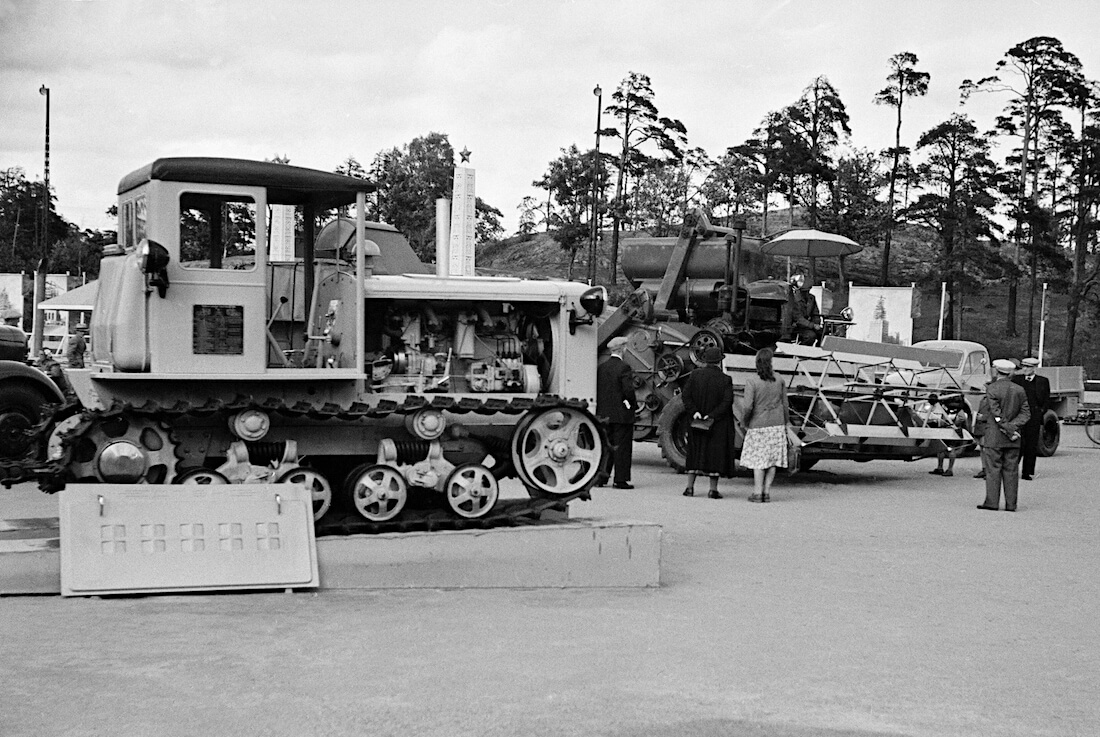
[789, 273, 822, 345]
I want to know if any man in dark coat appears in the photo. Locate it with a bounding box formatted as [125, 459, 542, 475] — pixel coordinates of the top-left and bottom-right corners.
[1012, 356, 1050, 481]
[976, 359, 1031, 512]
[596, 336, 637, 489]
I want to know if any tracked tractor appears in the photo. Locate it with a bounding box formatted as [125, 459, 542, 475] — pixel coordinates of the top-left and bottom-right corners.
[1, 158, 608, 532]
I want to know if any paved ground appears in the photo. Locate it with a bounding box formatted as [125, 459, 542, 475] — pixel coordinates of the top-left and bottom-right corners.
[2, 427, 1098, 737]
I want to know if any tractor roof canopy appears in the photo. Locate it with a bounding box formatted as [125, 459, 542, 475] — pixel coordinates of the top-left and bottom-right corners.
[118, 157, 375, 210]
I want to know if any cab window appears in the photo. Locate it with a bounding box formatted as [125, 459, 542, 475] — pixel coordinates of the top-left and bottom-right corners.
[180, 192, 257, 270]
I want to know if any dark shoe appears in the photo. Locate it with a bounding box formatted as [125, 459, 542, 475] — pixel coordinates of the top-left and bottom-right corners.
[682, 488, 694, 497]
[1005, 507, 1016, 512]
[748, 494, 764, 503]
[1021, 475, 1032, 481]
[929, 468, 944, 475]
[974, 471, 987, 479]
[707, 490, 722, 499]
[977, 504, 999, 511]
[942, 470, 953, 477]
[761, 493, 770, 503]
[612, 482, 634, 489]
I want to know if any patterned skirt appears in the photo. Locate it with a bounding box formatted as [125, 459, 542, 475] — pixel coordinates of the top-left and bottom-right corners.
[740, 425, 789, 470]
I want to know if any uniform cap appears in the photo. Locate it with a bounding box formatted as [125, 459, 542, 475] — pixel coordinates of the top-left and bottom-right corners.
[702, 346, 724, 364]
[607, 337, 629, 351]
[992, 359, 1016, 373]
[1020, 357, 1040, 367]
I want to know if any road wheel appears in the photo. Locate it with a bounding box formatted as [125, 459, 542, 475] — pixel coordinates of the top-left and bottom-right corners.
[1036, 410, 1060, 457]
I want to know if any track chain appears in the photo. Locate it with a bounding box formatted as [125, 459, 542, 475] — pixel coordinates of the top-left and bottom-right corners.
[0, 393, 598, 535]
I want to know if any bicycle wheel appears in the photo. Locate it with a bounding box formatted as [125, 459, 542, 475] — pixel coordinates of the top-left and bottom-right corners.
[1086, 419, 1100, 445]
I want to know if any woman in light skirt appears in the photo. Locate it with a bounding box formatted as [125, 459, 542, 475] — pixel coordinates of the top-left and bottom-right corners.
[736, 347, 790, 502]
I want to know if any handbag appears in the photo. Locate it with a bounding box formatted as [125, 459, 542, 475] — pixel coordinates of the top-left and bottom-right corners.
[786, 427, 802, 474]
[690, 415, 714, 432]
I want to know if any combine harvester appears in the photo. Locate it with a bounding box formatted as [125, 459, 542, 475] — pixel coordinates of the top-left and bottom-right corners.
[601, 211, 984, 471]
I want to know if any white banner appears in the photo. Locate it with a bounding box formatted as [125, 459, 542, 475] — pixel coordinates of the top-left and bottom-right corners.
[448, 166, 476, 277]
[847, 285, 915, 345]
[44, 274, 70, 339]
[269, 205, 296, 262]
[0, 273, 23, 326]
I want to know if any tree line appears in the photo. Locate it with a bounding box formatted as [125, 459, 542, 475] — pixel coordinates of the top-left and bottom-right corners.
[524, 38, 1100, 365]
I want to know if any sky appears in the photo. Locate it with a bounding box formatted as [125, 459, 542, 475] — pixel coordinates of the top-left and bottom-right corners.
[2, 0, 1100, 235]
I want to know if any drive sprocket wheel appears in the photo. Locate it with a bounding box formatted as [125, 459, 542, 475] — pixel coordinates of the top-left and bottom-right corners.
[511, 407, 602, 496]
[67, 413, 179, 484]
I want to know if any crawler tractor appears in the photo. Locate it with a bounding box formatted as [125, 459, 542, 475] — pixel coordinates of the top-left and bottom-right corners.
[1, 158, 608, 531]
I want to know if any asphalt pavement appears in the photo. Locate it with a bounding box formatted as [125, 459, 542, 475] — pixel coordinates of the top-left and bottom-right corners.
[2, 427, 1098, 737]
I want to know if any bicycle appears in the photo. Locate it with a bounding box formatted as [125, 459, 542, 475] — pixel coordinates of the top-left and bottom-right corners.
[1078, 407, 1100, 445]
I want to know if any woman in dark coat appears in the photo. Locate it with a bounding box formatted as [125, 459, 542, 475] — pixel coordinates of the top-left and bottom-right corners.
[681, 345, 736, 498]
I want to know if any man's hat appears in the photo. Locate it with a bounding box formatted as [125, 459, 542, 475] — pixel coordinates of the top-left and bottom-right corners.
[702, 346, 724, 364]
[607, 336, 629, 352]
[992, 359, 1016, 374]
[1020, 357, 1040, 367]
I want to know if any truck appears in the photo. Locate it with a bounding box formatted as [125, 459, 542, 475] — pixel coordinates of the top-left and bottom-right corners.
[601, 211, 978, 471]
[0, 157, 608, 532]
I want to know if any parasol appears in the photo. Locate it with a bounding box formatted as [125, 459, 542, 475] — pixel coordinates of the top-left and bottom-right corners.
[760, 229, 863, 258]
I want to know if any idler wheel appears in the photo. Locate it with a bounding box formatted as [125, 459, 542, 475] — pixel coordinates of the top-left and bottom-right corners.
[443, 463, 499, 519]
[510, 407, 601, 496]
[345, 463, 408, 522]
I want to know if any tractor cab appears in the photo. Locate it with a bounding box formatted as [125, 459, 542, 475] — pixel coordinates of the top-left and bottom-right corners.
[96, 158, 383, 375]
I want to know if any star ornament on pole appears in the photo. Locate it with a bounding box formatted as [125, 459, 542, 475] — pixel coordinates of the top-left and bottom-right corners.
[459, 147, 471, 164]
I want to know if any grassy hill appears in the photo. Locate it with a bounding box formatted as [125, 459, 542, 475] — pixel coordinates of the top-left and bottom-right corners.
[476, 229, 1100, 379]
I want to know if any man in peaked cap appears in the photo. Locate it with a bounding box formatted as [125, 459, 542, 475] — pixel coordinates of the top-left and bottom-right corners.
[1012, 356, 1051, 480]
[975, 358, 1031, 511]
[596, 336, 637, 489]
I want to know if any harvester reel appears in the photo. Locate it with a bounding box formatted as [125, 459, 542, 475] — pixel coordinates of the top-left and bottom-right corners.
[277, 466, 333, 521]
[511, 407, 602, 496]
[67, 414, 179, 484]
[443, 463, 499, 519]
[688, 329, 722, 366]
[346, 463, 408, 522]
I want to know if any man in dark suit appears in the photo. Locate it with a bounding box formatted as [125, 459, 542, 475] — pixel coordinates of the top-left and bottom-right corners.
[597, 336, 637, 489]
[976, 359, 1031, 512]
[1012, 356, 1051, 480]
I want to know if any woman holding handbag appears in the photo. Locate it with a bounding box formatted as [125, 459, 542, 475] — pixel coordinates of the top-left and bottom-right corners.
[681, 345, 736, 499]
[737, 347, 791, 502]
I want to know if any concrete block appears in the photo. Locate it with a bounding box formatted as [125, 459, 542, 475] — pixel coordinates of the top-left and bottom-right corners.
[318, 518, 662, 589]
[2, 516, 661, 594]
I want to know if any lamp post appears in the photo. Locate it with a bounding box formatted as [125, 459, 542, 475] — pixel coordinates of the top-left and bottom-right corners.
[587, 84, 602, 285]
[31, 84, 50, 357]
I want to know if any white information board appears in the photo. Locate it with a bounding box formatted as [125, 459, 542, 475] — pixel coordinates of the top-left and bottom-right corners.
[60, 484, 318, 596]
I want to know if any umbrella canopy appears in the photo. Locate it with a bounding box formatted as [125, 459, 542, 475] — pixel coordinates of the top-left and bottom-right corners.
[40, 280, 98, 311]
[761, 229, 862, 258]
